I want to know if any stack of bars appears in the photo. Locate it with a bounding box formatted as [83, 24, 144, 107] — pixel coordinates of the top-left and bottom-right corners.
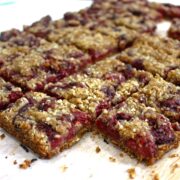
[0, 0, 179, 165]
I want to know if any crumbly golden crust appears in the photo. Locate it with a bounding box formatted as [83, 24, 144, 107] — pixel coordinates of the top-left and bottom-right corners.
[133, 76, 180, 123]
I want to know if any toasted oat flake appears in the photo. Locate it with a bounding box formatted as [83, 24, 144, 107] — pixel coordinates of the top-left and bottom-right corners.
[171, 163, 179, 173]
[127, 168, 136, 179]
[19, 160, 32, 169]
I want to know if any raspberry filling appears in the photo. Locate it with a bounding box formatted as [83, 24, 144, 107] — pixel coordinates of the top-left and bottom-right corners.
[37, 123, 62, 149]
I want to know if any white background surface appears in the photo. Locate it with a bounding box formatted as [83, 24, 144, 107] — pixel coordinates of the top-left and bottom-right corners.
[0, 1, 179, 180]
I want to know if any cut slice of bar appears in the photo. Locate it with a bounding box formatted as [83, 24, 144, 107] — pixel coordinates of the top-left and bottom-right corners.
[96, 97, 179, 164]
[133, 76, 180, 124]
[0, 77, 23, 110]
[168, 19, 180, 41]
[118, 35, 180, 84]
[0, 92, 91, 158]
[45, 74, 115, 118]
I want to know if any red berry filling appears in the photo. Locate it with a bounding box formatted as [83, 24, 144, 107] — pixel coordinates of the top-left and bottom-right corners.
[37, 123, 62, 149]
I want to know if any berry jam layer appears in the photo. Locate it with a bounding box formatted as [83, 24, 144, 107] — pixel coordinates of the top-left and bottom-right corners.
[133, 76, 180, 124]
[0, 77, 23, 110]
[0, 42, 91, 91]
[168, 19, 180, 41]
[96, 97, 178, 164]
[0, 92, 91, 158]
[118, 35, 180, 85]
[45, 73, 114, 118]
[84, 57, 152, 104]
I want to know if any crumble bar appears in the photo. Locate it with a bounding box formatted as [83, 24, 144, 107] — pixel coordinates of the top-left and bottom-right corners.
[96, 97, 178, 164]
[0, 92, 91, 158]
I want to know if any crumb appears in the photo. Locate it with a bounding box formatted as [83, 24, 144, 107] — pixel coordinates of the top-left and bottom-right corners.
[127, 168, 136, 179]
[19, 159, 37, 169]
[5, 156, 8, 159]
[109, 156, 116, 162]
[95, 146, 101, 153]
[152, 173, 159, 180]
[20, 144, 29, 153]
[119, 153, 124, 157]
[19, 160, 32, 169]
[60, 165, 68, 172]
[13, 160, 17, 165]
[104, 139, 109, 144]
[169, 154, 179, 158]
[171, 163, 179, 173]
[0, 134, 5, 140]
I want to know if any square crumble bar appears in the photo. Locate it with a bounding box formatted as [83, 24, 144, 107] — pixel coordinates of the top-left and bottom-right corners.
[96, 97, 179, 164]
[0, 92, 91, 158]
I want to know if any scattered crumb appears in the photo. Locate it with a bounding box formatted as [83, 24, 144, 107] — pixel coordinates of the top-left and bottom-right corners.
[171, 163, 179, 173]
[127, 168, 136, 179]
[5, 156, 8, 159]
[169, 154, 179, 158]
[19, 160, 32, 169]
[152, 173, 159, 180]
[95, 146, 101, 153]
[109, 156, 116, 162]
[60, 165, 68, 172]
[13, 160, 17, 165]
[0, 134, 5, 140]
[104, 139, 109, 144]
[19, 159, 37, 169]
[20, 144, 29, 153]
[119, 153, 124, 157]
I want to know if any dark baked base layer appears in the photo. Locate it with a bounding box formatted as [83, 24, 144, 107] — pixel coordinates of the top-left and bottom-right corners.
[0, 117, 89, 158]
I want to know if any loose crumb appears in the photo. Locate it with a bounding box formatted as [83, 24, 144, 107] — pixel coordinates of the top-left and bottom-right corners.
[13, 160, 17, 165]
[171, 163, 179, 173]
[152, 173, 159, 180]
[169, 154, 179, 158]
[0, 134, 5, 140]
[19, 160, 32, 169]
[96, 146, 101, 153]
[109, 156, 116, 162]
[19, 159, 37, 169]
[5, 156, 8, 159]
[60, 165, 68, 172]
[119, 153, 124, 157]
[127, 168, 136, 179]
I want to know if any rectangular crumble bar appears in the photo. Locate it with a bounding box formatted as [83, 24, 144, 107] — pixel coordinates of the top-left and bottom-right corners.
[63, 0, 162, 33]
[0, 92, 91, 158]
[0, 41, 91, 91]
[45, 73, 114, 118]
[118, 35, 180, 85]
[45, 26, 138, 60]
[133, 76, 180, 124]
[83, 57, 152, 104]
[96, 97, 179, 164]
[0, 77, 23, 110]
